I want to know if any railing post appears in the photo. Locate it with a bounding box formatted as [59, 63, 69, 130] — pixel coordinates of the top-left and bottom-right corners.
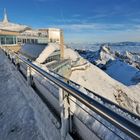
[59, 88, 70, 140]
[27, 65, 32, 86]
[10, 51, 14, 61]
[15, 56, 20, 70]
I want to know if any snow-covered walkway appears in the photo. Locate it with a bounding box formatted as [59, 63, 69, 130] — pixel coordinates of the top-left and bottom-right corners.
[0, 50, 45, 140]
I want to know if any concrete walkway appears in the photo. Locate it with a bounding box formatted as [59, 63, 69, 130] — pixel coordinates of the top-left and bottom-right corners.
[0, 50, 45, 140]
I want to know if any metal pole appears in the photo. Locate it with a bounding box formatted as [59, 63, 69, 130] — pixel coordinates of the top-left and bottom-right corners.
[16, 56, 20, 70]
[27, 65, 32, 86]
[59, 88, 70, 140]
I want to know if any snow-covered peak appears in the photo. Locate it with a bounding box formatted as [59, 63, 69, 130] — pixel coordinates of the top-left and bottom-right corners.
[94, 45, 115, 65]
[122, 51, 140, 64]
[99, 44, 111, 54]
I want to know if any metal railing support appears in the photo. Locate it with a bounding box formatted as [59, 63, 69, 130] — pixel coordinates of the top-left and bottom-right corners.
[27, 65, 32, 86]
[15, 55, 20, 70]
[59, 88, 70, 140]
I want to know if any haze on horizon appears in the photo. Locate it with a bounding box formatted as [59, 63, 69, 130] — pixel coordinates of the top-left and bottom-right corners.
[0, 0, 140, 43]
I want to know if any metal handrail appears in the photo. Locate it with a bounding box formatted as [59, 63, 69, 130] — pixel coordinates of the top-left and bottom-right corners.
[50, 70, 140, 120]
[1, 47, 140, 140]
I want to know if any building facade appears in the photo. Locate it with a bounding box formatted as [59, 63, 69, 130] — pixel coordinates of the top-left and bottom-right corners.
[0, 9, 62, 46]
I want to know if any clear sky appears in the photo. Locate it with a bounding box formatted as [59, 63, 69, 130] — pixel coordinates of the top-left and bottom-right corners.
[0, 0, 140, 43]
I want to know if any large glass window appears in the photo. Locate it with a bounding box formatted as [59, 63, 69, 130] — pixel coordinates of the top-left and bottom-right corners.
[0, 35, 16, 45]
[0, 37, 5, 44]
[6, 37, 14, 44]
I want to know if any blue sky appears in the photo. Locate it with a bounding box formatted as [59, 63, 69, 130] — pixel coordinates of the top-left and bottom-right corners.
[0, 0, 140, 43]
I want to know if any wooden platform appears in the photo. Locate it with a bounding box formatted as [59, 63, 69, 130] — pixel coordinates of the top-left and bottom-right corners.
[2, 45, 21, 53]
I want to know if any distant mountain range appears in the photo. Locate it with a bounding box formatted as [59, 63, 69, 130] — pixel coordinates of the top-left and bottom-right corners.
[67, 41, 140, 52]
[68, 41, 140, 46]
[106, 41, 140, 46]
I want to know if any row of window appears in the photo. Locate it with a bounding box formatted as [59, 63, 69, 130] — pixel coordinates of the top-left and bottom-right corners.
[17, 38, 38, 44]
[0, 35, 49, 45]
[0, 36, 16, 45]
[50, 38, 60, 43]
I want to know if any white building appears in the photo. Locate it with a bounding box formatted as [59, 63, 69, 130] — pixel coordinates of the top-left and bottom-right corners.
[48, 28, 61, 43]
[0, 9, 62, 45]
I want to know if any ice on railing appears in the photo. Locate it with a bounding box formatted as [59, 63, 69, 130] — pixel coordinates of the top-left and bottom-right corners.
[49, 71, 140, 126]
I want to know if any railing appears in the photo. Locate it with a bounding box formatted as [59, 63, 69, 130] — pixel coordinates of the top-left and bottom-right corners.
[1, 46, 140, 140]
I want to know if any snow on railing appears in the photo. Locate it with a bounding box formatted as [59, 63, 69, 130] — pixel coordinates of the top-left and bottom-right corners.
[1, 46, 140, 140]
[50, 71, 140, 125]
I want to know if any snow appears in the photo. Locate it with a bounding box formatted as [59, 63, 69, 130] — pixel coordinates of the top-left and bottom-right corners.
[36, 43, 60, 63]
[0, 50, 44, 140]
[98, 45, 115, 64]
[70, 63, 117, 103]
[0, 21, 29, 32]
[20, 30, 48, 37]
[0, 49, 61, 140]
[60, 47, 140, 139]
[120, 51, 140, 62]
[105, 60, 139, 86]
[63, 47, 140, 116]
[64, 48, 80, 61]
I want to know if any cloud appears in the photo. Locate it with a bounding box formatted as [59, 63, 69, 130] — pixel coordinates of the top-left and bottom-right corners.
[131, 18, 140, 23]
[54, 23, 140, 32]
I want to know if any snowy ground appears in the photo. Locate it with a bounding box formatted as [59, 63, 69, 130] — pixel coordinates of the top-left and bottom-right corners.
[0, 49, 61, 140]
[0, 50, 44, 140]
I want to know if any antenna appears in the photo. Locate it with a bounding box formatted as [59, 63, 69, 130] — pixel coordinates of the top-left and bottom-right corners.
[3, 8, 9, 23]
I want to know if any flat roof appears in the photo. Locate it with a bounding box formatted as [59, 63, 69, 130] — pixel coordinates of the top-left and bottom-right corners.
[0, 29, 19, 35]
